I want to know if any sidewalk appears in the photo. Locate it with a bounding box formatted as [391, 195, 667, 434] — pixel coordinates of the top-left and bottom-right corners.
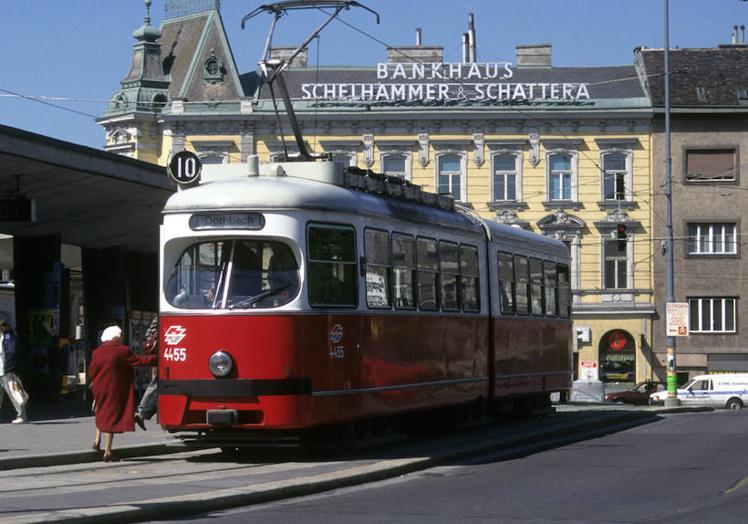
[0, 397, 181, 470]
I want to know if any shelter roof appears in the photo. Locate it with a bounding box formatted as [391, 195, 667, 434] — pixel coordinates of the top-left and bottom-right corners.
[0, 125, 174, 254]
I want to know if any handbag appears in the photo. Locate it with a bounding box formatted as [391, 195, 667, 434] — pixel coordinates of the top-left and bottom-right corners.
[5, 373, 29, 406]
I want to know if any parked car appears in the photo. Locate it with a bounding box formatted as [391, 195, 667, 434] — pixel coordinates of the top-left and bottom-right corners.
[599, 360, 635, 382]
[649, 373, 748, 409]
[606, 381, 665, 405]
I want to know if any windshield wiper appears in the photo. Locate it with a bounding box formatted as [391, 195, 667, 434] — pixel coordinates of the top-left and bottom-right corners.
[228, 285, 289, 309]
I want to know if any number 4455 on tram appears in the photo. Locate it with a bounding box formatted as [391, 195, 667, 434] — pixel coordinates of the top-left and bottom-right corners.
[157, 158, 573, 446]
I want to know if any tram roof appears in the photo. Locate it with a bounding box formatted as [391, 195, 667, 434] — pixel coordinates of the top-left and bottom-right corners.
[164, 171, 568, 258]
[164, 174, 480, 232]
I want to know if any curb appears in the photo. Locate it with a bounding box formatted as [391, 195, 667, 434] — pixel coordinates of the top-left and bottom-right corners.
[0, 442, 186, 471]
[4, 409, 663, 523]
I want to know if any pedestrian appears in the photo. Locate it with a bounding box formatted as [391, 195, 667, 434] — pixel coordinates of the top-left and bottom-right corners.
[0, 320, 28, 424]
[88, 325, 157, 462]
[134, 316, 159, 430]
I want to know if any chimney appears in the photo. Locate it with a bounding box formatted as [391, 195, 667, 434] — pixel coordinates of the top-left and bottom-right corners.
[268, 47, 308, 68]
[468, 13, 476, 63]
[462, 33, 469, 63]
[515, 44, 552, 67]
[719, 25, 748, 48]
[416, 27, 422, 46]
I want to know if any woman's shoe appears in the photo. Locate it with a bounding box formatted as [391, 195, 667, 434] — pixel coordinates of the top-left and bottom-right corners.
[134, 413, 147, 431]
[92, 442, 100, 451]
[102, 453, 119, 463]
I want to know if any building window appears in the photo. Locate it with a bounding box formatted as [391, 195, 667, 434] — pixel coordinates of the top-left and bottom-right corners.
[548, 153, 574, 201]
[203, 49, 225, 84]
[603, 238, 628, 289]
[602, 152, 630, 201]
[687, 223, 737, 255]
[437, 154, 464, 201]
[492, 154, 518, 202]
[381, 153, 408, 179]
[689, 297, 736, 333]
[200, 153, 227, 165]
[686, 149, 737, 182]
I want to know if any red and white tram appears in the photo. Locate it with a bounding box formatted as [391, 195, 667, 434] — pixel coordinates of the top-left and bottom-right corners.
[157, 160, 572, 445]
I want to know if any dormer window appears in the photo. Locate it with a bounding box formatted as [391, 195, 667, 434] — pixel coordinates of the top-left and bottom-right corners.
[152, 93, 168, 112]
[204, 49, 225, 84]
[112, 92, 126, 110]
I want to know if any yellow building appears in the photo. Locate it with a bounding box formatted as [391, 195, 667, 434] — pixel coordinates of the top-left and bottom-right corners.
[98, 4, 655, 383]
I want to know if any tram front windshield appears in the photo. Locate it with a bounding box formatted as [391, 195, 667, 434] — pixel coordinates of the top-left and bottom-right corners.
[165, 239, 300, 309]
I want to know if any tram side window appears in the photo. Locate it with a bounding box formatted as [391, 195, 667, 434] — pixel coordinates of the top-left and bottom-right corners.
[392, 233, 416, 309]
[529, 259, 544, 316]
[515, 255, 529, 315]
[417, 237, 439, 311]
[558, 264, 571, 318]
[440, 241, 460, 311]
[307, 225, 357, 307]
[544, 262, 558, 317]
[365, 229, 391, 309]
[461, 245, 480, 312]
[498, 252, 515, 314]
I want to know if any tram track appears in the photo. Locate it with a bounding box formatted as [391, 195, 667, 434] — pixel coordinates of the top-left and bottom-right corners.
[0, 409, 665, 524]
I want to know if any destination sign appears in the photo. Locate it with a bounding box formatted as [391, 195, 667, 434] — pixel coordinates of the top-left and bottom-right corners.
[189, 213, 265, 231]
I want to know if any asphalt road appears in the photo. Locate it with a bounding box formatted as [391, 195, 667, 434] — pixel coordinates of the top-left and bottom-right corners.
[175, 410, 748, 524]
[0, 408, 659, 523]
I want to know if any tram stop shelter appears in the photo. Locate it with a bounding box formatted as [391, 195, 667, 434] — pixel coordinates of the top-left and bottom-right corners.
[0, 124, 174, 398]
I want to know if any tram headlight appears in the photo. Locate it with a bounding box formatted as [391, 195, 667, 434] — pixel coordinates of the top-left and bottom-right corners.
[208, 350, 233, 378]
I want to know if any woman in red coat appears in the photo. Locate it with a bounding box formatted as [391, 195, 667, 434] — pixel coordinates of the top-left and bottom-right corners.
[89, 325, 157, 462]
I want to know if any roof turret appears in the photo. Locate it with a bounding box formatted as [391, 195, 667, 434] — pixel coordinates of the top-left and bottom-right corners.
[132, 0, 161, 42]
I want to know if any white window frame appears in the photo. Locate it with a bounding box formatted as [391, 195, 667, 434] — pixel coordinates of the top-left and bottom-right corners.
[435, 151, 467, 202]
[379, 151, 412, 180]
[546, 150, 578, 202]
[687, 223, 738, 255]
[600, 149, 633, 202]
[601, 236, 633, 290]
[192, 140, 234, 165]
[689, 297, 737, 333]
[491, 151, 522, 202]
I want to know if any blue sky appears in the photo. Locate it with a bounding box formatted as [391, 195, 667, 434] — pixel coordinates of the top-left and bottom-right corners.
[1, 0, 747, 149]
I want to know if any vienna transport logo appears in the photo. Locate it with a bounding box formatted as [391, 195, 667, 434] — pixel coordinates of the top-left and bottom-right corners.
[164, 325, 187, 346]
[329, 324, 344, 344]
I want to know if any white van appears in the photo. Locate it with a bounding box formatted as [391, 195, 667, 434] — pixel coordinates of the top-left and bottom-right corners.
[649, 373, 748, 409]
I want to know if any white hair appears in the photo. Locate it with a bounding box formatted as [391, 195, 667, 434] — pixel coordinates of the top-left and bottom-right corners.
[101, 325, 122, 343]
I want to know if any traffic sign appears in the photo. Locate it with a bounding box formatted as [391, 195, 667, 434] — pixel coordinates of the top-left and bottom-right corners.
[167, 151, 202, 186]
[666, 302, 689, 337]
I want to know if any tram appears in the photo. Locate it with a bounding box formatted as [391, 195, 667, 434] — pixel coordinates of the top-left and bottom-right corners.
[157, 159, 573, 446]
